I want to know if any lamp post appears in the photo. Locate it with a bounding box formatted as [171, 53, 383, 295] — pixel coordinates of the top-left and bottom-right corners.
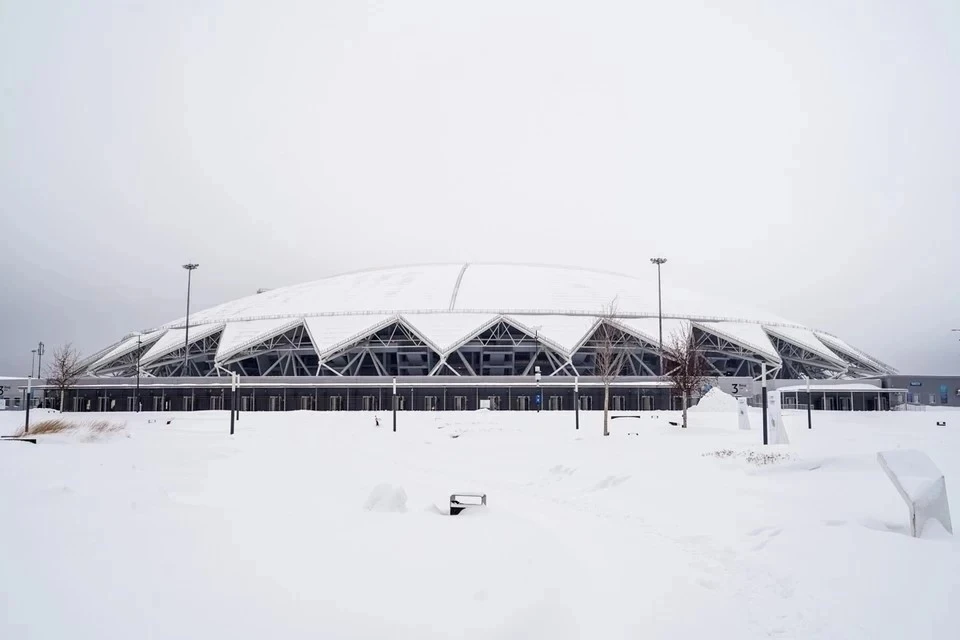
[392, 376, 397, 432]
[535, 365, 542, 413]
[230, 372, 238, 435]
[24, 376, 31, 435]
[574, 375, 579, 430]
[181, 263, 199, 376]
[804, 374, 812, 430]
[134, 333, 142, 413]
[761, 363, 769, 446]
[534, 328, 542, 413]
[650, 258, 667, 376]
[30, 349, 37, 378]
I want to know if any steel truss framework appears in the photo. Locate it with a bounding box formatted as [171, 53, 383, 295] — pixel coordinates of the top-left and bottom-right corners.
[91, 316, 886, 380]
[768, 336, 845, 379]
[576, 324, 662, 377]
[691, 327, 772, 379]
[148, 332, 222, 378]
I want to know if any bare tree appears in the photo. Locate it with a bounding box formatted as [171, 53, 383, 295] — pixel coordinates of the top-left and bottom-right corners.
[664, 330, 713, 429]
[594, 301, 626, 437]
[46, 343, 85, 412]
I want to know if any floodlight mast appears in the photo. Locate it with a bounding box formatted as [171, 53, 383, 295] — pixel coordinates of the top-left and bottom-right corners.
[182, 263, 199, 376]
[650, 257, 667, 375]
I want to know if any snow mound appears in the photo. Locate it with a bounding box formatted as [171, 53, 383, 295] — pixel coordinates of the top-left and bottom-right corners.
[690, 387, 739, 412]
[363, 484, 408, 513]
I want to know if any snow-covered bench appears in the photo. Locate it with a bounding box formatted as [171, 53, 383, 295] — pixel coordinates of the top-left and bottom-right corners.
[877, 450, 953, 537]
[450, 493, 486, 516]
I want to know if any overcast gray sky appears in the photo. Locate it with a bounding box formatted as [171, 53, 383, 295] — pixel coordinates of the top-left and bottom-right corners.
[1, 0, 958, 376]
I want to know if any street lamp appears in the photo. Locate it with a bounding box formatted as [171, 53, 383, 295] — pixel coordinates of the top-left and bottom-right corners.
[134, 333, 142, 412]
[535, 365, 542, 413]
[649, 257, 667, 375]
[30, 349, 37, 378]
[182, 263, 199, 376]
[533, 327, 543, 412]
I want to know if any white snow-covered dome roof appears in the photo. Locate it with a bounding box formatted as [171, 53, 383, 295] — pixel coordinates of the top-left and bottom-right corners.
[86, 263, 895, 376]
[169, 262, 789, 327]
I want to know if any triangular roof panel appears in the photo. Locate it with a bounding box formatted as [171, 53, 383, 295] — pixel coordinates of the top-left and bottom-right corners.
[140, 323, 224, 365]
[615, 317, 690, 347]
[764, 326, 846, 367]
[400, 313, 498, 355]
[215, 318, 304, 363]
[505, 315, 600, 356]
[303, 315, 395, 358]
[695, 321, 781, 363]
[815, 332, 893, 373]
[89, 329, 165, 372]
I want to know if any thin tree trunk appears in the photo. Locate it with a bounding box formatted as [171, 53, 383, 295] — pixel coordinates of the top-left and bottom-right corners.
[59, 389, 65, 412]
[603, 384, 610, 436]
[682, 391, 688, 428]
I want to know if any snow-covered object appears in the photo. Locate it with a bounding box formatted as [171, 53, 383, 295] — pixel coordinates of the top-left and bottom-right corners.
[3, 408, 960, 637]
[694, 321, 782, 363]
[690, 387, 739, 412]
[84, 263, 896, 375]
[767, 391, 789, 445]
[877, 450, 952, 538]
[363, 484, 408, 513]
[737, 398, 751, 430]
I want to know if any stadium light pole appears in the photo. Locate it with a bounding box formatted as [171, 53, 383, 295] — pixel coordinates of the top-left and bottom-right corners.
[650, 258, 667, 376]
[36, 341, 45, 379]
[181, 263, 199, 377]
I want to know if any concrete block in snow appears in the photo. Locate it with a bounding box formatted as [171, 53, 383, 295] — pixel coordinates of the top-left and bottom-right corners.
[877, 450, 952, 538]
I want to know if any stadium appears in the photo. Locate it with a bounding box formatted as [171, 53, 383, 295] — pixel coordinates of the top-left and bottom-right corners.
[37, 263, 897, 413]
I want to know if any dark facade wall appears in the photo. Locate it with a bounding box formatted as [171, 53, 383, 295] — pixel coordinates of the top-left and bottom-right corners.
[41, 384, 675, 412]
[883, 376, 960, 408]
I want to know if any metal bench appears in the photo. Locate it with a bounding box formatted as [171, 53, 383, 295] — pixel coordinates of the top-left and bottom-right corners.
[449, 493, 486, 516]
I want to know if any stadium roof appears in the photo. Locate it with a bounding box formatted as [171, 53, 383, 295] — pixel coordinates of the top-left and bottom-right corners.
[84, 263, 896, 377]
[163, 263, 796, 328]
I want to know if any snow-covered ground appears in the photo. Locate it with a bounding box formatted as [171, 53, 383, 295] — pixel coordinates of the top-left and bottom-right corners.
[2, 406, 959, 638]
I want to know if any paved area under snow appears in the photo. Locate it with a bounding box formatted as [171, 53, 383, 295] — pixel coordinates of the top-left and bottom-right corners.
[1, 407, 959, 638]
